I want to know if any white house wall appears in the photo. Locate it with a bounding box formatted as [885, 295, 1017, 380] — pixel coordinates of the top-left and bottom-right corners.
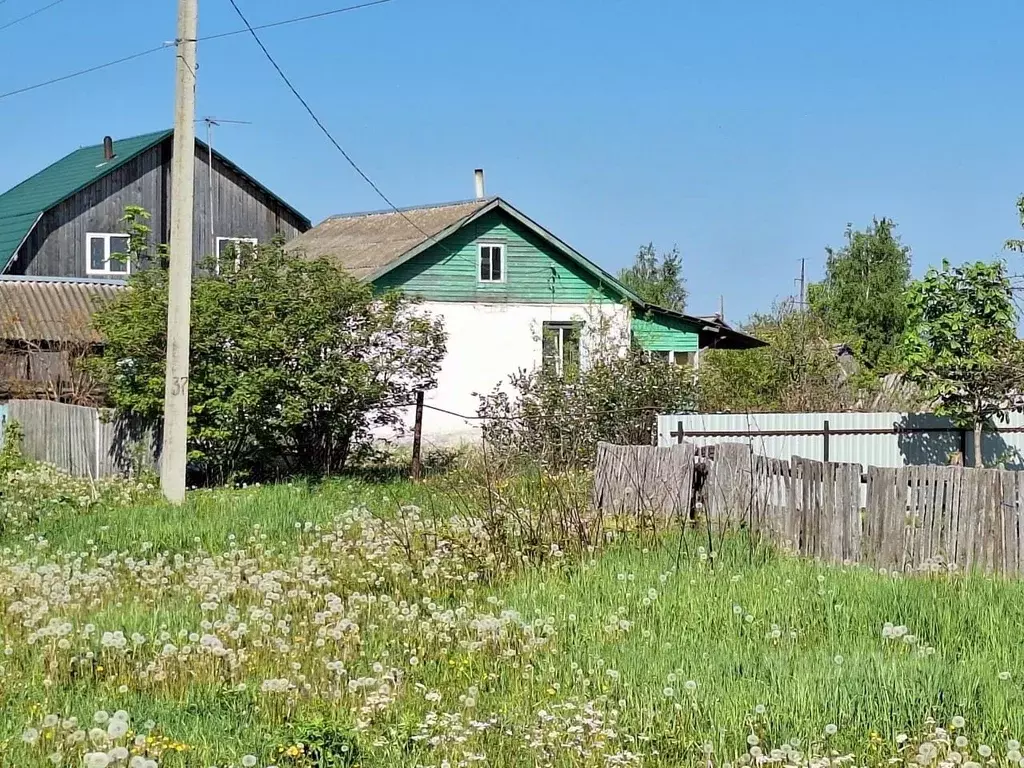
[381, 301, 631, 445]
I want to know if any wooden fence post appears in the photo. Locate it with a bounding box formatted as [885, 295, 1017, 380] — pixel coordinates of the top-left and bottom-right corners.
[823, 420, 830, 463]
[411, 391, 424, 481]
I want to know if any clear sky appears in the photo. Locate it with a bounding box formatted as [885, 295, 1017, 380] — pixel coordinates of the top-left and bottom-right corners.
[2, 0, 1023, 320]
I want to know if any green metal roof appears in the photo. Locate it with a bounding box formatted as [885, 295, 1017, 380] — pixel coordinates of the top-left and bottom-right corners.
[0, 130, 172, 273]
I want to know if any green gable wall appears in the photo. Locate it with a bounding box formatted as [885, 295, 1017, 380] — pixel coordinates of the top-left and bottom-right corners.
[631, 313, 700, 352]
[373, 210, 623, 304]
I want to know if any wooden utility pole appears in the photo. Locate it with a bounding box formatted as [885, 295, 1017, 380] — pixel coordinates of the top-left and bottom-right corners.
[799, 258, 806, 309]
[411, 391, 425, 480]
[160, 0, 198, 503]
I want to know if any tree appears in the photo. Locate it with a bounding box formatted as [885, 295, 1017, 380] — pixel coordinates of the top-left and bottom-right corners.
[809, 218, 911, 371]
[697, 305, 852, 413]
[92, 216, 446, 482]
[902, 260, 1024, 467]
[618, 243, 687, 312]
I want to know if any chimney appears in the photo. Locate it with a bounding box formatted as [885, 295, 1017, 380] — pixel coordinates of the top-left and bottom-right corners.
[474, 168, 485, 200]
[102, 136, 115, 161]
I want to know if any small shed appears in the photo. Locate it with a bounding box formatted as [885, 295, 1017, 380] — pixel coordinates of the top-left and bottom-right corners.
[0, 275, 124, 403]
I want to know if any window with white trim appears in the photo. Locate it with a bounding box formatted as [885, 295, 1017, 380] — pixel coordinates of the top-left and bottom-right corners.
[216, 237, 258, 272]
[86, 233, 130, 276]
[542, 321, 582, 376]
[478, 243, 504, 282]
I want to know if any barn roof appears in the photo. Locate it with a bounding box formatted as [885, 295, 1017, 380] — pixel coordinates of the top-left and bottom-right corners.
[0, 275, 126, 344]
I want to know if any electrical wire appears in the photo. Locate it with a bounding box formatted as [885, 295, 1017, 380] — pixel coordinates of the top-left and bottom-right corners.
[196, 0, 394, 42]
[0, 43, 173, 100]
[0, 1, 394, 102]
[0, 0, 68, 31]
[225, 0, 433, 240]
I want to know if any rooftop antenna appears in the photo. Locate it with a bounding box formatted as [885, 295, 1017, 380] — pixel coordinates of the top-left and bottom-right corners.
[199, 117, 251, 266]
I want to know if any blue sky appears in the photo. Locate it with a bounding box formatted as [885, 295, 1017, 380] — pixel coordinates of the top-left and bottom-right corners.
[2, 0, 1023, 319]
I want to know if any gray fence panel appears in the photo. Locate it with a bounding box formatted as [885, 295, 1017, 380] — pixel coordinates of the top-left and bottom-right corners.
[658, 412, 1024, 470]
[2, 399, 155, 478]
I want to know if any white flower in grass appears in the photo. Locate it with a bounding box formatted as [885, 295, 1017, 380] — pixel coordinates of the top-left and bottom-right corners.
[662, 686, 674, 698]
[824, 724, 838, 737]
[89, 728, 109, 745]
[1009, 740, 1021, 752]
[952, 716, 966, 729]
[956, 736, 969, 749]
[242, 756, 258, 768]
[109, 746, 129, 761]
[999, 671, 1012, 681]
[684, 680, 698, 693]
[93, 711, 110, 725]
[84, 754, 110, 768]
[964, 762, 982, 768]
[979, 745, 992, 758]
[747, 734, 759, 747]
[47, 754, 62, 766]
[42, 714, 59, 728]
[107, 719, 129, 740]
[833, 655, 844, 666]
[754, 704, 766, 715]
[22, 727, 40, 744]
[130, 758, 147, 768]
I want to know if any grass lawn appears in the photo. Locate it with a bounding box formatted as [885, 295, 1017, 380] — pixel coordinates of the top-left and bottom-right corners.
[3, 477, 1024, 767]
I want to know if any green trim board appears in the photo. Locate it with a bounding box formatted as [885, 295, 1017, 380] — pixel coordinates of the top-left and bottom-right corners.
[631, 311, 701, 353]
[373, 208, 625, 305]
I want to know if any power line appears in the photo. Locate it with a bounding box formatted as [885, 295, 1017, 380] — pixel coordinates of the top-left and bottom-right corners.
[0, 0, 68, 31]
[225, 0, 433, 239]
[0, 1, 393, 102]
[0, 43, 172, 100]
[197, 0, 394, 43]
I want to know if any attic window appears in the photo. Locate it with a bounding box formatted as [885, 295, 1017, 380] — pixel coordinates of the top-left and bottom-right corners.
[478, 243, 504, 283]
[86, 233, 130, 276]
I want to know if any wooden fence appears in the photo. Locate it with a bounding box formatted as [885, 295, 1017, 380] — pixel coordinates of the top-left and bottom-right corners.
[0, 399, 157, 478]
[593, 441, 1024, 575]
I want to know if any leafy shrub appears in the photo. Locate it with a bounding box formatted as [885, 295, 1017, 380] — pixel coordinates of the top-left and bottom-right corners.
[278, 720, 360, 767]
[476, 345, 695, 470]
[92, 219, 447, 483]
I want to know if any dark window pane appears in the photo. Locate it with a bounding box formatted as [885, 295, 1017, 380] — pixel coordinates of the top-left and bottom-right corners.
[90, 237, 106, 271]
[541, 322, 559, 373]
[480, 248, 491, 280]
[491, 247, 502, 281]
[110, 236, 129, 272]
[564, 324, 581, 372]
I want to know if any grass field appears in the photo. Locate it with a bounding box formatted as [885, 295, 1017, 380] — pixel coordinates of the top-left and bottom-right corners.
[3, 474, 1024, 768]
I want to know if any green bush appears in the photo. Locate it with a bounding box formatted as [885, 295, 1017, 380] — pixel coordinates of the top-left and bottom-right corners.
[477, 344, 695, 470]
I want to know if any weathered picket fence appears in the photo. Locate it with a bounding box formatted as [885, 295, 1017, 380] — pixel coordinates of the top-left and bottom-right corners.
[592, 441, 1024, 575]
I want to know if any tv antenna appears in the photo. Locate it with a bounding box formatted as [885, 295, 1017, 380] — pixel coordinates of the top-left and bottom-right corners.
[199, 117, 252, 260]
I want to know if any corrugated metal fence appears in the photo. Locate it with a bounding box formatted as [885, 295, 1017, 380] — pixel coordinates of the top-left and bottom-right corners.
[0, 399, 157, 478]
[657, 412, 1024, 469]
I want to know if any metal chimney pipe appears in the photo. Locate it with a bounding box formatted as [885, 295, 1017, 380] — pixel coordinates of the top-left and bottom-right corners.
[103, 136, 115, 161]
[474, 168, 485, 200]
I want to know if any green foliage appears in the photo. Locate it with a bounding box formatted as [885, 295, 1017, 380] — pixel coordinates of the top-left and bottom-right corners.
[903, 259, 1024, 466]
[698, 307, 851, 412]
[477, 344, 696, 470]
[279, 719, 360, 767]
[0, 420, 25, 476]
[1004, 194, 1024, 254]
[808, 218, 912, 371]
[92, 230, 447, 482]
[618, 242, 687, 311]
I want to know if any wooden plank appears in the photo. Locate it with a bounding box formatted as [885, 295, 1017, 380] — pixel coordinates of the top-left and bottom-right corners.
[1000, 470, 1017, 575]
[957, 467, 977, 572]
[822, 461, 836, 562]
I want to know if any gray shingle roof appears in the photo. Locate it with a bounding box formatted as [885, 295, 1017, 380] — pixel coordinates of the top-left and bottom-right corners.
[0, 276, 125, 343]
[285, 198, 492, 279]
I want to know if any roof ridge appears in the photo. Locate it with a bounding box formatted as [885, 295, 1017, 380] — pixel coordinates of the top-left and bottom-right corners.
[0, 274, 128, 286]
[325, 196, 495, 221]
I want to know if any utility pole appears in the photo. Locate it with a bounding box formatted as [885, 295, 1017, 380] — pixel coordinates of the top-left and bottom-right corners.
[798, 257, 806, 310]
[160, 0, 198, 504]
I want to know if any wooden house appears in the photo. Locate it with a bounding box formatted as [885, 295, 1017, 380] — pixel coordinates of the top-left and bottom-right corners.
[288, 173, 764, 441]
[0, 130, 310, 278]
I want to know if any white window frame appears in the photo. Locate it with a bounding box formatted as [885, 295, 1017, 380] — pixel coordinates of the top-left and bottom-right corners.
[215, 237, 258, 273]
[542, 320, 582, 377]
[85, 232, 131, 276]
[478, 242, 506, 283]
